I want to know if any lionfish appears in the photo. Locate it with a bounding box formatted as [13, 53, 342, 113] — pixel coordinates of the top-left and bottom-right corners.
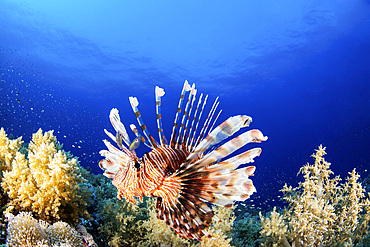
[99, 80, 267, 241]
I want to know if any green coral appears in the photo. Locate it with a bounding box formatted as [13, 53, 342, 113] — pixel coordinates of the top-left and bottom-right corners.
[232, 214, 261, 247]
[0, 128, 92, 223]
[92, 174, 149, 247]
[260, 145, 370, 246]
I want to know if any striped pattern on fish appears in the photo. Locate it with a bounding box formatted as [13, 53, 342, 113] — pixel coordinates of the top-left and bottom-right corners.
[99, 80, 268, 241]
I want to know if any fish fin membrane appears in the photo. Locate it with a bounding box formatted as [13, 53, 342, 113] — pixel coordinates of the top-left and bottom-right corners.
[155, 146, 261, 240]
[155, 179, 214, 241]
[158, 115, 266, 239]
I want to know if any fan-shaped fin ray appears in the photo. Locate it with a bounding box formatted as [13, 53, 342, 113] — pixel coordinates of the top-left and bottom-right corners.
[184, 129, 267, 174]
[155, 86, 167, 146]
[183, 115, 253, 168]
[170, 80, 191, 147]
[129, 96, 158, 148]
[176, 83, 195, 147]
[194, 97, 219, 148]
[186, 93, 203, 149]
[109, 108, 131, 146]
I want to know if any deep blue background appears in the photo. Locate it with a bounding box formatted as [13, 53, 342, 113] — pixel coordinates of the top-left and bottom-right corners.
[1, 0, 369, 210]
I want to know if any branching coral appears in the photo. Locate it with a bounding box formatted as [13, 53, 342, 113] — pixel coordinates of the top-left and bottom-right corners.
[1, 128, 92, 223]
[259, 207, 289, 247]
[6, 212, 49, 246]
[45, 221, 85, 246]
[6, 211, 86, 247]
[260, 145, 370, 246]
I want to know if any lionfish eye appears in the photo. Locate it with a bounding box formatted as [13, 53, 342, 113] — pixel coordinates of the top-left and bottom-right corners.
[134, 162, 141, 169]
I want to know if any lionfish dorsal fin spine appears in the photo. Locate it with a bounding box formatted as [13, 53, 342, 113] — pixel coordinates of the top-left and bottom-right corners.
[155, 86, 167, 146]
[170, 80, 191, 147]
[181, 86, 197, 147]
[201, 100, 220, 144]
[176, 83, 196, 147]
[185, 93, 203, 149]
[189, 94, 208, 150]
[129, 96, 158, 148]
[193, 96, 219, 148]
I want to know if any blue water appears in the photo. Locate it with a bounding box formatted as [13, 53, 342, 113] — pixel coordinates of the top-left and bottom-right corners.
[1, 0, 369, 210]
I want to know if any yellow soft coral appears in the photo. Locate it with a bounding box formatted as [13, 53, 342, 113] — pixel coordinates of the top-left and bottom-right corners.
[0, 127, 23, 172]
[260, 145, 370, 246]
[1, 128, 92, 223]
[260, 207, 289, 247]
[196, 205, 235, 247]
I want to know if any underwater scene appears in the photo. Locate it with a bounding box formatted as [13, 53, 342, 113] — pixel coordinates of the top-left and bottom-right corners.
[1, 0, 370, 246]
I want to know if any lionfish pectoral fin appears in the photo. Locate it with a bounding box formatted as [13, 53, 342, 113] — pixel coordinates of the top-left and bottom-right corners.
[99, 159, 119, 179]
[109, 108, 130, 146]
[153, 176, 213, 241]
[183, 115, 254, 167]
[162, 114, 267, 240]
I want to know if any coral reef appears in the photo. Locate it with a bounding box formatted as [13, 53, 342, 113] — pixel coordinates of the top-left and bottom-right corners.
[6, 211, 85, 247]
[5, 212, 49, 246]
[259, 145, 370, 246]
[1, 128, 92, 223]
[232, 213, 261, 247]
[4, 127, 368, 246]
